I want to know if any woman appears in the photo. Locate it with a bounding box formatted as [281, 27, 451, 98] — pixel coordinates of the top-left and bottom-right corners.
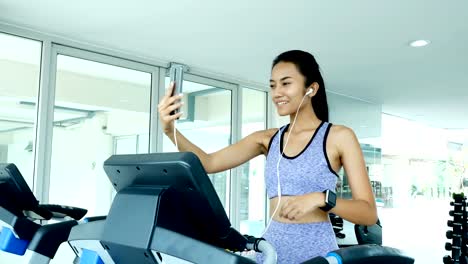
[158, 50, 377, 263]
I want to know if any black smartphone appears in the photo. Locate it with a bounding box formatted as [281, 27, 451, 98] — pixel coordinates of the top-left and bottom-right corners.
[169, 64, 184, 116]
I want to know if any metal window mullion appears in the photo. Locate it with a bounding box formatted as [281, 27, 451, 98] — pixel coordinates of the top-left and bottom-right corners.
[184, 73, 237, 91]
[155, 68, 167, 153]
[52, 44, 154, 73]
[266, 91, 274, 129]
[229, 85, 242, 229]
[265, 91, 274, 222]
[33, 41, 57, 204]
[135, 135, 139, 154]
[150, 67, 161, 153]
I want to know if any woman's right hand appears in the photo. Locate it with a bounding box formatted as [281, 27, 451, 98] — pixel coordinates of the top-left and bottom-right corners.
[158, 82, 184, 135]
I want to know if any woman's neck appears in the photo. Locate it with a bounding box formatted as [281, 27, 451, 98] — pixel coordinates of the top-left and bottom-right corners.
[288, 107, 321, 133]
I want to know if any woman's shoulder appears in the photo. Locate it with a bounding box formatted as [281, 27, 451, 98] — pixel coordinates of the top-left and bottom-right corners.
[328, 123, 351, 132]
[255, 128, 281, 143]
[327, 123, 358, 141]
[248, 128, 279, 138]
[264, 127, 281, 137]
[326, 124, 359, 156]
[251, 128, 281, 154]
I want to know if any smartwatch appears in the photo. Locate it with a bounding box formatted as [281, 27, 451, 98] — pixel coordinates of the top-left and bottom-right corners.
[320, 189, 337, 212]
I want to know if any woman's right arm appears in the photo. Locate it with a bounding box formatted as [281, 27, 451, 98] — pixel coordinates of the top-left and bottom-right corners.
[158, 83, 272, 174]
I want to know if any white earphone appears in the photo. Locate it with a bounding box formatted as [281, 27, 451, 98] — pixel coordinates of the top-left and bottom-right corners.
[261, 86, 313, 237]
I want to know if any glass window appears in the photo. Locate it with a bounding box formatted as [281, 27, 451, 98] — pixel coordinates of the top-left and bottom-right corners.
[0, 31, 42, 264]
[0, 32, 41, 189]
[47, 54, 152, 216]
[162, 77, 232, 211]
[239, 88, 267, 237]
[378, 114, 468, 263]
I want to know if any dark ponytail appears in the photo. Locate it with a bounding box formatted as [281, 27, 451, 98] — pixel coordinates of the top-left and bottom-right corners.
[272, 50, 329, 122]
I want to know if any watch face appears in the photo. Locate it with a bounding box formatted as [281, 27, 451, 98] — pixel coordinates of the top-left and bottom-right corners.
[328, 190, 337, 207]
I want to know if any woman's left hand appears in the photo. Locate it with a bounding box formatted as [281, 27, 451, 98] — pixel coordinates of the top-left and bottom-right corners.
[280, 192, 324, 220]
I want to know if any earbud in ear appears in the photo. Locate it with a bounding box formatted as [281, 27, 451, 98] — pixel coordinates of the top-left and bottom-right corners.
[306, 88, 314, 95]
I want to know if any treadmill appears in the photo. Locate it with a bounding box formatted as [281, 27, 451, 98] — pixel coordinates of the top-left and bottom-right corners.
[68, 152, 414, 264]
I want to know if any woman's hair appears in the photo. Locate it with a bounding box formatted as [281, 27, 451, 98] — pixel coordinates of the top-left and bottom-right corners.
[272, 50, 329, 122]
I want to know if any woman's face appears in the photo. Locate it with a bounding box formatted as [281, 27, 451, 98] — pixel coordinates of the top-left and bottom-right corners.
[270, 61, 309, 116]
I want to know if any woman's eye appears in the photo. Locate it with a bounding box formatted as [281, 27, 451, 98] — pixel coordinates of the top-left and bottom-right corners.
[282, 82, 290, 86]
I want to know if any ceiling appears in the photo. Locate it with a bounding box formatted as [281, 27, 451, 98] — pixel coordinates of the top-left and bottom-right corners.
[0, 0, 467, 129]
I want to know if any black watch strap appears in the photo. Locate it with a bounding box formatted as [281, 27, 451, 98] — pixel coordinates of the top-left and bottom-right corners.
[320, 190, 336, 212]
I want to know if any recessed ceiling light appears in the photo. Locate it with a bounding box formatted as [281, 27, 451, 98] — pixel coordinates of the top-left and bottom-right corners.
[409, 40, 430, 47]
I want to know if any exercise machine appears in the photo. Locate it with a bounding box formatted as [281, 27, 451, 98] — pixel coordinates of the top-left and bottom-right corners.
[69, 152, 414, 264]
[68, 152, 274, 263]
[0, 163, 87, 263]
[330, 213, 382, 246]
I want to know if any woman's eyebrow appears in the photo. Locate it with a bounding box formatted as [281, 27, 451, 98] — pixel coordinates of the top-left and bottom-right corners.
[270, 76, 292, 82]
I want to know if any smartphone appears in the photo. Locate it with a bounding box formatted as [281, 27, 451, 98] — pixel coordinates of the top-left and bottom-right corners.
[169, 64, 184, 116]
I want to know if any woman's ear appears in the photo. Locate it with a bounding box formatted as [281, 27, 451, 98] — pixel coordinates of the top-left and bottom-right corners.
[308, 82, 320, 97]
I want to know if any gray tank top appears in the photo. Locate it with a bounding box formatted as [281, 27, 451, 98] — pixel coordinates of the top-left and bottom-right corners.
[265, 121, 338, 199]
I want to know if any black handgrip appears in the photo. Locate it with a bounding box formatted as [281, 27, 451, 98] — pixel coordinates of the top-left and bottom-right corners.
[27, 205, 54, 220]
[244, 235, 266, 252]
[39, 204, 87, 220]
[27, 220, 78, 259]
[84, 215, 107, 222]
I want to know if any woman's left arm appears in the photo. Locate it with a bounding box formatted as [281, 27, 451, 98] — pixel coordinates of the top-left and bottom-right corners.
[329, 126, 377, 226]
